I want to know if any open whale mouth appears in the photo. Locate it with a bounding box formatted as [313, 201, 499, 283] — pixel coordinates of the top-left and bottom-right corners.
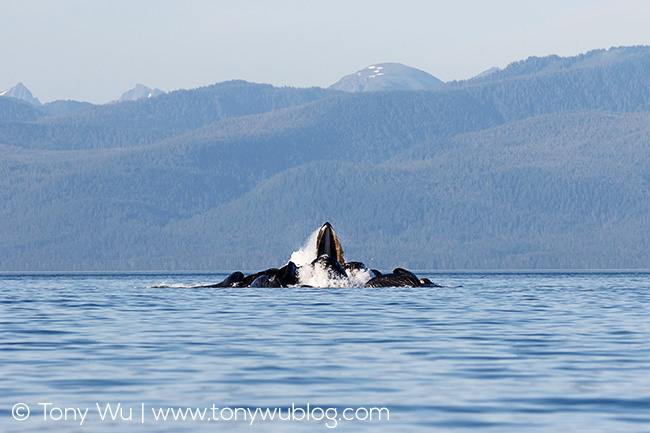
[316, 222, 345, 264]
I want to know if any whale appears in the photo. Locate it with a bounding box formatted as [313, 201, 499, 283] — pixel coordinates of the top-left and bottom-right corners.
[193, 271, 244, 288]
[310, 254, 348, 280]
[276, 261, 298, 286]
[364, 268, 422, 288]
[204, 222, 442, 288]
[316, 222, 345, 264]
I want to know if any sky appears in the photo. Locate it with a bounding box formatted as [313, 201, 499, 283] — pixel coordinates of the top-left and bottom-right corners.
[2, 0, 650, 104]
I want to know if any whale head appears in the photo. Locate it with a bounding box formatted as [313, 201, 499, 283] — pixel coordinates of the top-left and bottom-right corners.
[316, 222, 345, 264]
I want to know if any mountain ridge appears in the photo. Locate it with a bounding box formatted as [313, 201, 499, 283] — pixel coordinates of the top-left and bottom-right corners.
[0, 82, 41, 106]
[116, 84, 165, 102]
[462, 45, 650, 84]
[0, 81, 342, 150]
[2, 46, 650, 270]
[329, 62, 443, 92]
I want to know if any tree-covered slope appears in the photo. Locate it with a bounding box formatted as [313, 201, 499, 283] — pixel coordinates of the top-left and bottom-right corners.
[0, 97, 46, 122]
[2, 46, 650, 270]
[161, 111, 650, 270]
[3, 111, 650, 270]
[454, 47, 650, 121]
[0, 81, 340, 150]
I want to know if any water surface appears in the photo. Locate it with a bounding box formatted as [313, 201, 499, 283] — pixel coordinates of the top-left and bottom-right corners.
[1, 272, 649, 432]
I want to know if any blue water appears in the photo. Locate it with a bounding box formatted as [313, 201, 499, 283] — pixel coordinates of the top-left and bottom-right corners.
[1, 272, 650, 432]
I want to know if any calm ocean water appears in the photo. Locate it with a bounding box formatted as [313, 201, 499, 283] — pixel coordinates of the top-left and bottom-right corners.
[1, 271, 650, 432]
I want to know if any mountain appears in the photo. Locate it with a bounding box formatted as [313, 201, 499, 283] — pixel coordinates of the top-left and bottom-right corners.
[117, 84, 165, 102]
[329, 62, 443, 92]
[163, 110, 650, 270]
[0, 82, 41, 106]
[0, 83, 90, 117]
[464, 45, 650, 84]
[472, 67, 501, 79]
[0, 80, 341, 150]
[0, 96, 47, 122]
[3, 46, 650, 271]
[41, 100, 94, 116]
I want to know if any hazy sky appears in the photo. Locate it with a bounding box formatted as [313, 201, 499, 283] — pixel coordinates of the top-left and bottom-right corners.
[2, 0, 650, 104]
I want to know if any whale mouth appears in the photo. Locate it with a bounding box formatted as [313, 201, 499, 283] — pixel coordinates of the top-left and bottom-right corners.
[316, 222, 345, 264]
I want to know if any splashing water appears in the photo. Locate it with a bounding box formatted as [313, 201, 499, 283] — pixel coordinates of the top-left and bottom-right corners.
[288, 228, 372, 288]
[296, 266, 372, 288]
[289, 229, 320, 267]
[295, 264, 351, 288]
[346, 266, 373, 287]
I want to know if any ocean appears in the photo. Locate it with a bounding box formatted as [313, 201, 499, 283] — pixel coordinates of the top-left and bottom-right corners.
[1, 271, 649, 432]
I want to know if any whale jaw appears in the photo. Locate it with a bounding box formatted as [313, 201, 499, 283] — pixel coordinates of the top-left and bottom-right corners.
[316, 222, 345, 264]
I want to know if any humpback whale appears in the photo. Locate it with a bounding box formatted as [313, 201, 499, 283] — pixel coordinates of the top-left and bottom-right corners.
[316, 222, 345, 264]
[206, 222, 441, 289]
[363, 268, 441, 288]
[192, 271, 244, 288]
[364, 269, 421, 288]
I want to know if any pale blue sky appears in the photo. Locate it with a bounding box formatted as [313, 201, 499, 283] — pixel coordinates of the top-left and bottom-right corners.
[2, 0, 649, 104]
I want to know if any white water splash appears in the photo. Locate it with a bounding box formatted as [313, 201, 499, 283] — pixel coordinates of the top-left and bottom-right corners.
[294, 262, 372, 288]
[289, 228, 320, 267]
[346, 266, 373, 287]
[149, 283, 197, 289]
[294, 265, 346, 288]
[288, 228, 372, 288]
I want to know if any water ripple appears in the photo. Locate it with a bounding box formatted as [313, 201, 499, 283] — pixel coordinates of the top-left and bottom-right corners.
[2, 271, 650, 432]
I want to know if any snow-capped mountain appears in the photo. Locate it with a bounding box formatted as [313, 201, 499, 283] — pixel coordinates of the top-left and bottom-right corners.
[329, 63, 443, 92]
[0, 82, 41, 105]
[118, 84, 165, 102]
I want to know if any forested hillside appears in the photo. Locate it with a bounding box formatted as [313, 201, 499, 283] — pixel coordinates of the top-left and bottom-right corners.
[0, 98, 46, 122]
[2, 46, 650, 271]
[0, 81, 339, 150]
